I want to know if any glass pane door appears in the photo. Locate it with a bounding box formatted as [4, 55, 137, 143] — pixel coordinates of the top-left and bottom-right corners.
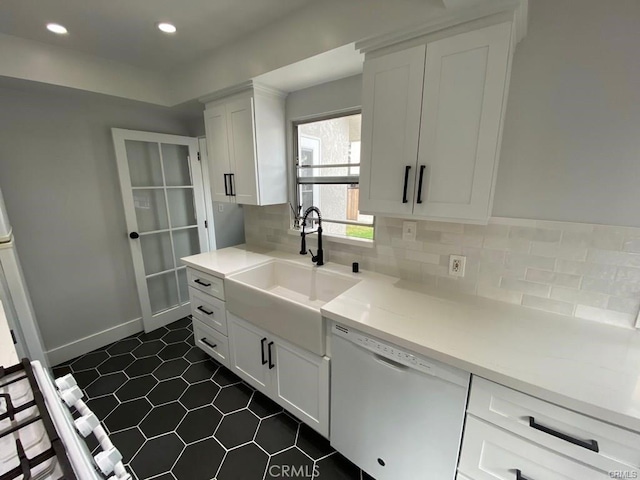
[114, 129, 208, 333]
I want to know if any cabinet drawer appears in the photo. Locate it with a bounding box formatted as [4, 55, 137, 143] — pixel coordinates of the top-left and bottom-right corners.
[459, 416, 609, 480]
[189, 287, 227, 335]
[187, 268, 224, 300]
[468, 377, 640, 472]
[193, 319, 229, 368]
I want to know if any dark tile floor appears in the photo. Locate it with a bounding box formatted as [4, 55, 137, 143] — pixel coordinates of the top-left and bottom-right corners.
[53, 317, 374, 480]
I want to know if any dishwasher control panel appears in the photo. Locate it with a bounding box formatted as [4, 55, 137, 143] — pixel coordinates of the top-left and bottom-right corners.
[332, 323, 469, 386]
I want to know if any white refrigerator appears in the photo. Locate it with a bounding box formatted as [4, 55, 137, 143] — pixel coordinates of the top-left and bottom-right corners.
[0, 188, 48, 366]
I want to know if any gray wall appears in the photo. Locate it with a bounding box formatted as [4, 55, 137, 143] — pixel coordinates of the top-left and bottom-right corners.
[492, 0, 640, 227]
[0, 82, 200, 354]
[214, 203, 245, 249]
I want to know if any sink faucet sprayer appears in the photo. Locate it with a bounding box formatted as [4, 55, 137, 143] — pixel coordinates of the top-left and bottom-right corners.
[299, 206, 324, 266]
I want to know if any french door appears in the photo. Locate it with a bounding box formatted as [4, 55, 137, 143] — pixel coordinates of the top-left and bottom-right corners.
[112, 129, 208, 332]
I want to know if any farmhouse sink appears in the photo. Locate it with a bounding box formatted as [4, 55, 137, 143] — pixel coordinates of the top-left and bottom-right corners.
[225, 260, 359, 355]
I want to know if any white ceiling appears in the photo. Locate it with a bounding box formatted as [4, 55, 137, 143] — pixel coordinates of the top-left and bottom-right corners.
[0, 0, 316, 71]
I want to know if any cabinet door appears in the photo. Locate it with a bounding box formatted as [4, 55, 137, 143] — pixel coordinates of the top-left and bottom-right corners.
[226, 97, 260, 205]
[271, 339, 329, 437]
[228, 314, 270, 392]
[204, 105, 233, 203]
[359, 45, 426, 216]
[414, 22, 512, 222]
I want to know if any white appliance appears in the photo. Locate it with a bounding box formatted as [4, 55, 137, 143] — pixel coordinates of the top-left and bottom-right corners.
[0, 188, 48, 366]
[1, 359, 130, 479]
[330, 323, 470, 480]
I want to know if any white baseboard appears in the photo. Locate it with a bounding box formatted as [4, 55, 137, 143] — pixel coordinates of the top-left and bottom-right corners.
[47, 317, 144, 366]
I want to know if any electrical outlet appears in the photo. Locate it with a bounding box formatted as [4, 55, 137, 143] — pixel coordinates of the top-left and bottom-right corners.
[449, 255, 466, 277]
[402, 221, 417, 242]
[217, 204, 224, 212]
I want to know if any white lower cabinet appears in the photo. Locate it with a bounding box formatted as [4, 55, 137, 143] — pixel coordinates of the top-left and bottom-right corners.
[459, 416, 607, 480]
[227, 313, 329, 437]
[193, 319, 230, 368]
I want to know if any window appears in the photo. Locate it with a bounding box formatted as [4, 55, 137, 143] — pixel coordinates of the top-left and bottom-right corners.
[294, 113, 374, 240]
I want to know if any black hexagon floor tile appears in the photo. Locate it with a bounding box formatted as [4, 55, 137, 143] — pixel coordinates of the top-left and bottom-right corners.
[107, 338, 141, 356]
[176, 405, 222, 444]
[148, 377, 189, 406]
[109, 427, 145, 463]
[139, 402, 186, 438]
[214, 383, 253, 414]
[104, 398, 153, 433]
[297, 424, 334, 460]
[217, 443, 268, 480]
[184, 346, 209, 364]
[85, 372, 128, 398]
[125, 356, 162, 377]
[180, 381, 220, 410]
[132, 340, 165, 358]
[167, 317, 191, 330]
[255, 412, 299, 454]
[249, 391, 283, 418]
[265, 447, 315, 480]
[130, 433, 183, 479]
[59, 317, 370, 480]
[162, 328, 191, 344]
[314, 452, 361, 480]
[97, 353, 135, 375]
[71, 351, 109, 371]
[136, 326, 168, 342]
[85, 394, 119, 419]
[172, 437, 225, 480]
[212, 366, 242, 387]
[182, 360, 218, 384]
[215, 409, 260, 449]
[115, 375, 157, 402]
[153, 357, 190, 381]
[52, 365, 72, 378]
[158, 342, 191, 361]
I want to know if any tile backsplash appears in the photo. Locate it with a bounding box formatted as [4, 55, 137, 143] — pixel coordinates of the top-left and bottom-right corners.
[243, 204, 640, 329]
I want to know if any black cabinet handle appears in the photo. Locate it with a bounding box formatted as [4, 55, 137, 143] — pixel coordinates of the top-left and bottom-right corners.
[194, 279, 211, 287]
[402, 165, 411, 203]
[224, 174, 230, 196]
[261, 338, 268, 365]
[230, 174, 236, 197]
[416, 165, 426, 204]
[129, 232, 139, 239]
[197, 306, 213, 316]
[267, 341, 275, 369]
[201, 338, 217, 349]
[528, 416, 599, 452]
[515, 470, 532, 480]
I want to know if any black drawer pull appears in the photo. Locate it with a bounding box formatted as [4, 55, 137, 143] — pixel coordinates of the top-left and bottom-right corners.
[224, 174, 230, 196]
[201, 338, 217, 349]
[515, 469, 532, 480]
[197, 306, 213, 316]
[528, 416, 599, 452]
[194, 279, 211, 287]
[267, 341, 275, 369]
[402, 165, 411, 203]
[261, 338, 268, 365]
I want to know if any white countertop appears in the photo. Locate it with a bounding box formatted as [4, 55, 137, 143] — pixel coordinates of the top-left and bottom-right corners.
[183, 246, 640, 432]
[0, 300, 19, 367]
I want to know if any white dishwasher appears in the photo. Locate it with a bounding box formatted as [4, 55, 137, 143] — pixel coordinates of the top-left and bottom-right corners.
[330, 323, 470, 480]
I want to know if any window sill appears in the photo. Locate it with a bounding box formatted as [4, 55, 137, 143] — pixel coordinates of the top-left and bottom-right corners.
[287, 228, 375, 249]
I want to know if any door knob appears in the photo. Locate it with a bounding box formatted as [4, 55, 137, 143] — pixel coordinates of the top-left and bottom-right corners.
[129, 232, 140, 239]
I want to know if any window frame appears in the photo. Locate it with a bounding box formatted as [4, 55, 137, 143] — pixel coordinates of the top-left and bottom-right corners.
[291, 109, 375, 240]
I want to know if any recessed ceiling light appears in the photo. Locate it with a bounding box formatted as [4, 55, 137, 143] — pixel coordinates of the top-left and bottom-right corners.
[157, 22, 177, 34]
[46, 23, 68, 35]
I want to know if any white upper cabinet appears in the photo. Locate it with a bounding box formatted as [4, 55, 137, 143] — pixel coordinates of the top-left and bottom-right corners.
[203, 85, 287, 206]
[359, 21, 514, 224]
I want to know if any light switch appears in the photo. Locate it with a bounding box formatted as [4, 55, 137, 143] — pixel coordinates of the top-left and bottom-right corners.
[402, 221, 417, 242]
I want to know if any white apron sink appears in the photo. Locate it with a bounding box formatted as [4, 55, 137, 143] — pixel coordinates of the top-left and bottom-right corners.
[225, 260, 359, 355]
